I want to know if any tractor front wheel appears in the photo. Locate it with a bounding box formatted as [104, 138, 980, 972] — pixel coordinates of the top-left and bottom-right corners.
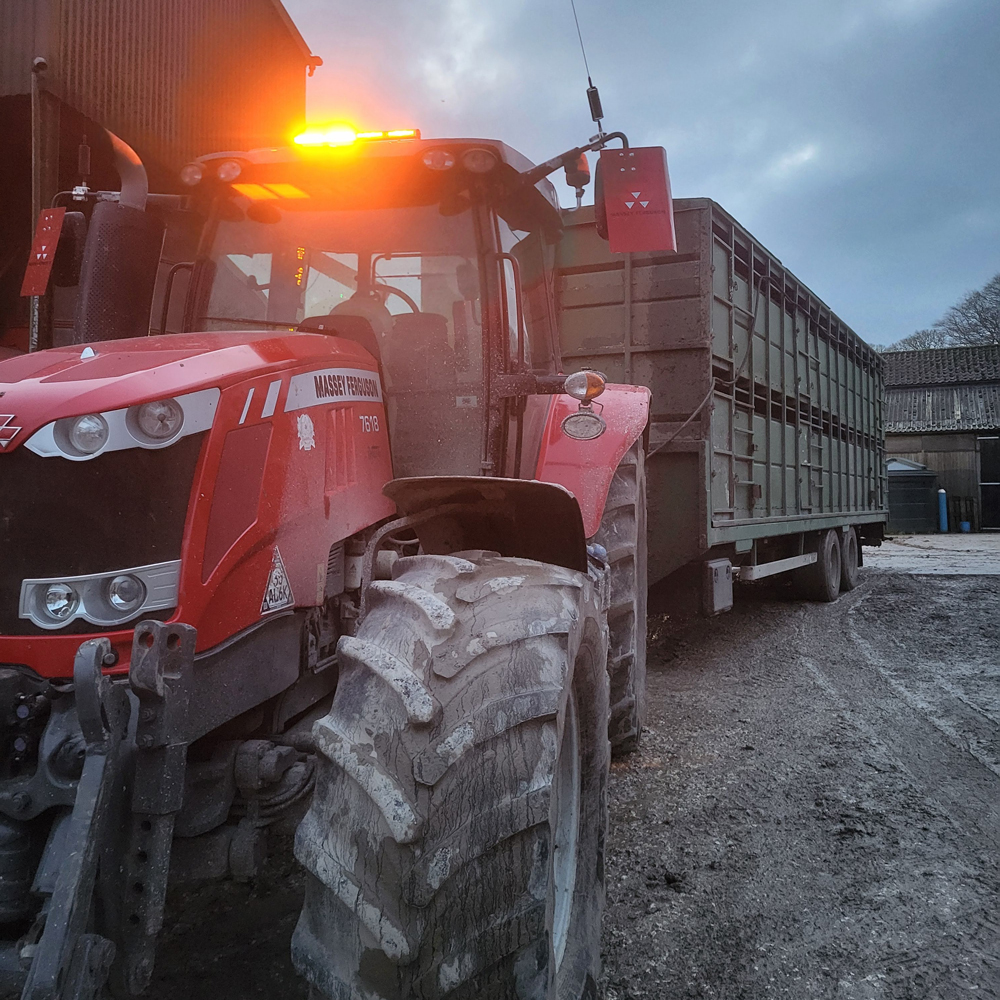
[292, 551, 610, 999]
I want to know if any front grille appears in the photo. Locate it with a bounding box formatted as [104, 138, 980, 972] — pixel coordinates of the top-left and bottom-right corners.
[0, 434, 205, 635]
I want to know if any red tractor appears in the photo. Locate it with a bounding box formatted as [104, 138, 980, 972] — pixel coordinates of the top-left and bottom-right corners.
[0, 128, 653, 999]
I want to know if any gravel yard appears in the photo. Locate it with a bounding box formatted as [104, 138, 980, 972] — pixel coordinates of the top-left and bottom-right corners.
[149, 537, 1000, 999]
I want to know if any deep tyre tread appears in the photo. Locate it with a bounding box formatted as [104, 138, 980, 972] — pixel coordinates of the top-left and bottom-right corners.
[840, 527, 860, 592]
[293, 551, 610, 999]
[594, 441, 648, 755]
[793, 529, 842, 602]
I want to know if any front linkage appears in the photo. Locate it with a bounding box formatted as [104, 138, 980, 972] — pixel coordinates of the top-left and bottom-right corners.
[3, 622, 198, 1000]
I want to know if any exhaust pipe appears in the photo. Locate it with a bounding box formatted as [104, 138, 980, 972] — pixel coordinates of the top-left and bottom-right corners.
[108, 130, 148, 211]
[72, 130, 165, 344]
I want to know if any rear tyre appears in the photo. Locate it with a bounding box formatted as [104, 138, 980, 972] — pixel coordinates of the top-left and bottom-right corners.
[292, 551, 610, 999]
[793, 529, 842, 602]
[594, 441, 647, 756]
[840, 527, 860, 592]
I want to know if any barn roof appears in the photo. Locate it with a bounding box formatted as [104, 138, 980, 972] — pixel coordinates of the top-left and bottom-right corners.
[886, 384, 1000, 433]
[883, 344, 1000, 387]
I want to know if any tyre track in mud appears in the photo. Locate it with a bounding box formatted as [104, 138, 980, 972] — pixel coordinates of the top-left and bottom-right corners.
[602, 570, 1000, 1000]
[146, 569, 1000, 999]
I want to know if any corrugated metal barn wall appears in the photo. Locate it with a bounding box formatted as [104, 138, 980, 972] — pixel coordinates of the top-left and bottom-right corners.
[2, 0, 308, 169]
[54, 0, 306, 167]
[0, 0, 42, 96]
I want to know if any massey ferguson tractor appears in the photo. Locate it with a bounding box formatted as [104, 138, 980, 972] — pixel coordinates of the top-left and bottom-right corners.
[0, 126, 664, 998]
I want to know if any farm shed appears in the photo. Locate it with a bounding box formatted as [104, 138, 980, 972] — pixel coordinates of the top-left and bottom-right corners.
[1, 0, 318, 352]
[884, 345, 1000, 530]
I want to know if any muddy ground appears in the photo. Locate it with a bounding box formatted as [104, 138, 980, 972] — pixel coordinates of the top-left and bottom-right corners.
[149, 542, 1000, 999]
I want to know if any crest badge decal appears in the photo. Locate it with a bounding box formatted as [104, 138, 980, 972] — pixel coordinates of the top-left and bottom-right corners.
[261, 547, 294, 614]
[297, 412, 316, 451]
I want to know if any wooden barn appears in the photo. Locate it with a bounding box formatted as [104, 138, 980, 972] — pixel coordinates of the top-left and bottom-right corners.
[884, 345, 1000, 530]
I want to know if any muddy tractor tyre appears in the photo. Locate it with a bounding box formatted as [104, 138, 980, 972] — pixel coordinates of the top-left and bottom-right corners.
[840, 526, 860, 592]
[292, 551, 611, 1000]
[593, 441, 648, 756]
[794, 529, 842, 603]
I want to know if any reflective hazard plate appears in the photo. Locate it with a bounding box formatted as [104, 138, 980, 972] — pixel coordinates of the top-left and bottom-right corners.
[261, 547, 294, 613]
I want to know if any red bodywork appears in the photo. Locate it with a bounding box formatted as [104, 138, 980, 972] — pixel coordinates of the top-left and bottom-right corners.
[535, 385, 651, 537]
[0, 334, 648, 678]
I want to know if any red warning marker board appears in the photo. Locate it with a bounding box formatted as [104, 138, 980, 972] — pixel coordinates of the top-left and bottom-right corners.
[600, 147, 676, 254]
[20, 208, 66, 296]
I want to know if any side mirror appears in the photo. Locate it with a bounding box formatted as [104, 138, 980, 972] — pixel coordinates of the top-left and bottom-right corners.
[51, 212, 88, 287]
[594, 146, 676, 254]
[72, 201, 165, 344]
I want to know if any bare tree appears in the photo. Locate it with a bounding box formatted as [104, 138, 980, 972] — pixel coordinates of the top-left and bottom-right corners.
[933, 273, 1000, 346]
[886, 327, 951, 351]
[887, 273, 1000, 350]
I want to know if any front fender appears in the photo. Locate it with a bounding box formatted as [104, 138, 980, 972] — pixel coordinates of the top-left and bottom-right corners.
[534, 384, 651, 538]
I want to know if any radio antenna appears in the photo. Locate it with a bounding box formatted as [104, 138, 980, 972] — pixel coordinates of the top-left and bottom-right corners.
[569, 0, 605, 136]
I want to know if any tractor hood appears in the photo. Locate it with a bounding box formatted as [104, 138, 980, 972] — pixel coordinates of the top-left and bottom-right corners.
[0, 332, 376, 450]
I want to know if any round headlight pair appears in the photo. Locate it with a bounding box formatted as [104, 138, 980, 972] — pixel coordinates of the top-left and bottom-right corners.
[55, 398, 183, 457]
[180, 159, 241, 185]
[40, 574, 145, 624]
[422, 147, 498, 173]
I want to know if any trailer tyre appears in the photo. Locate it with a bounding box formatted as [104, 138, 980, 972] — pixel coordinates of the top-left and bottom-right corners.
[840, 527, 860, 592]
[794, 529, 842, 602]
[594, 441, 648, 756]
[292, 551, 610, 1000]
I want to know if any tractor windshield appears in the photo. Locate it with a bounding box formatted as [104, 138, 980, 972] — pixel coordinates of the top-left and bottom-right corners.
[196, 190, 488, 476]
[197, 201, 481, 339]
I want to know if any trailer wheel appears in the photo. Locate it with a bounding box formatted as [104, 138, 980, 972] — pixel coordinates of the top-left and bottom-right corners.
[292, 551, 610, 1000]
[594, 440, 648, 755]
[794, 529, 842, 602]
[840, 527, 860, 592]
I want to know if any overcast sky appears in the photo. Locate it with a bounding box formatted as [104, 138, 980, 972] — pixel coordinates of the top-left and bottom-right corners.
[284, 0, 999, 347]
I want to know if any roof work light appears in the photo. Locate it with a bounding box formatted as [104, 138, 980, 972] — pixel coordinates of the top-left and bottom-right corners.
[293, 126, 420, 147]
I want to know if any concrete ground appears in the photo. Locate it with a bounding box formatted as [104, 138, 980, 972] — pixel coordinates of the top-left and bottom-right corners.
[145, 540, 1000, 999]
[864, 532, 1000, 574]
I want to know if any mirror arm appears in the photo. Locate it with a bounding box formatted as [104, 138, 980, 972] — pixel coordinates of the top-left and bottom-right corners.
[519, 131, 629, 188]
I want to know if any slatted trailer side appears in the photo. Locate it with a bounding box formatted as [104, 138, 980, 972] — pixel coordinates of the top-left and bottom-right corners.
[556, 199, 886, 593]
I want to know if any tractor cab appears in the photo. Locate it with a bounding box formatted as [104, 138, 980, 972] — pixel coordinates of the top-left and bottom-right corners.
[175, 131, 567, 481]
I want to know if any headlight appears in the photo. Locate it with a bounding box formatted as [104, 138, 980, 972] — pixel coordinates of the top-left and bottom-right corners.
[19, 561, 181, 630]
[561, 410, 607, 441]
[180, 163, 204, 186]
[106, 574, 146, 613]
[422, 149, 456, 171]
[24, 387, 220, 462]
[43, 583, 79, 621]
[131, 398, 184, 442]
[462, 148, 498, 173]
[58, 413, 110, 456]
[563, 370, 607, 402]
[216, 159, 243, 182]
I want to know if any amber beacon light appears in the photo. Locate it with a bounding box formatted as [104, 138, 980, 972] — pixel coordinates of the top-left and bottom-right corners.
[293, 126, 420, 147]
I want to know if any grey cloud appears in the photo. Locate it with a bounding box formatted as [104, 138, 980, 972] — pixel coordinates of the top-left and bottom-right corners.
[286, 0, 999, 344]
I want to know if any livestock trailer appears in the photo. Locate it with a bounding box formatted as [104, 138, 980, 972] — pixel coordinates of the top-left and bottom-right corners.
[557, 198, 887, 604]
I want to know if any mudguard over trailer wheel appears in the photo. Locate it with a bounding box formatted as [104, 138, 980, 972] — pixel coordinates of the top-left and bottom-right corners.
[593, 441, 647, 755]
[793, 529, 842, 602]
[292, 551, 610, 999]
